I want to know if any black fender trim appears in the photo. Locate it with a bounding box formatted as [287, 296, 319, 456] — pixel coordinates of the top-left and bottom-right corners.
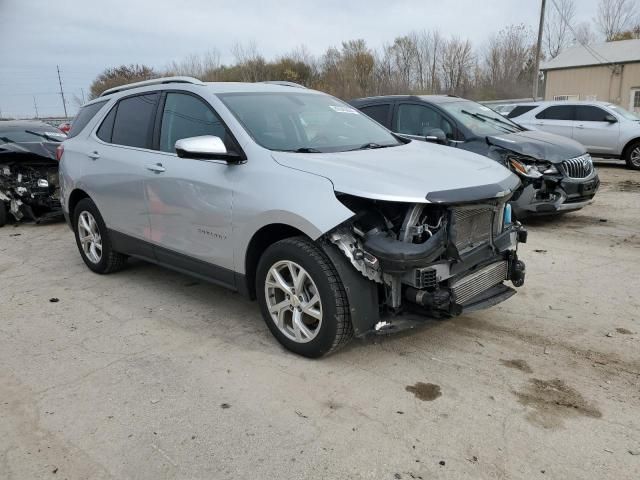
[321, 242, 380, 337]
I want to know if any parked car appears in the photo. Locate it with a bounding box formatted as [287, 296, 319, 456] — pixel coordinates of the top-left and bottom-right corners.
[59, 77, 527, 358]
[350, 95, 600, 218]
[0, 120, 66, 226]
[57, 122, 72, 134]
[489, 104, 516, 115]
[507, 101, 640, 170]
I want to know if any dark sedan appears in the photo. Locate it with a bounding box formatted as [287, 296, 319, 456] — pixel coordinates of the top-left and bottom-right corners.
[349, 95, 600, 218]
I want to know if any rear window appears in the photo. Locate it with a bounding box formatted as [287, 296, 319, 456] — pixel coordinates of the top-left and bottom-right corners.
[507, 105, 537, 118]
[110, 93, 159, 148]
[67, 100, 108, 138]
[360, 104, 391, 126]
[535, 105, 575, 120]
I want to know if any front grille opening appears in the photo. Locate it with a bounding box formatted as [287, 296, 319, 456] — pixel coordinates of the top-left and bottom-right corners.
[562, 155, 593, 179]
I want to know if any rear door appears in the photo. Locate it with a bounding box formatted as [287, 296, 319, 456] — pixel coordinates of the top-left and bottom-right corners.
[572, 105, 620, 155]
[531, 104, 575, 138]
[145, 91, 236, 277]
[88, 92, 159, 244]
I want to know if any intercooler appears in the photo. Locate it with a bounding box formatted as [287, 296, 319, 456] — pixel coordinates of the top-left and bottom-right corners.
[451, 207, 494, 252]
[450, 261, 508, 304]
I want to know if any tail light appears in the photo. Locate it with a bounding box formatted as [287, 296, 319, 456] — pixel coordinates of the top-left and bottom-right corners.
[56, 144, 64, 162]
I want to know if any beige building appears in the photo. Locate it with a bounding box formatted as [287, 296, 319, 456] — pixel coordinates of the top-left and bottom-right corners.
[541, 39, 640, 113]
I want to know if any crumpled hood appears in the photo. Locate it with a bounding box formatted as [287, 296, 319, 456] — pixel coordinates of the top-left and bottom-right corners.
[0, 141, 58, 164]
[487, 129, 585, 163]
[272, 140, 520, 203]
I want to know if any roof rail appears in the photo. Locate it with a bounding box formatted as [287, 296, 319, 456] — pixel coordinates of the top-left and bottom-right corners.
[99, 76, 205, 97]
[259, 80, 307, 89]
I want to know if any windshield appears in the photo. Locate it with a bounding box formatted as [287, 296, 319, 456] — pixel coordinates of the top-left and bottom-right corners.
[440, 101, 523, 136]
[0, 126, 66, 144]
[607, 105, 640, 120]
[218, 92, 402, 152]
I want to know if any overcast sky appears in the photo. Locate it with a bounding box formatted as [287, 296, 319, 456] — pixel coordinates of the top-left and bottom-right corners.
[0, 0, 600, 118]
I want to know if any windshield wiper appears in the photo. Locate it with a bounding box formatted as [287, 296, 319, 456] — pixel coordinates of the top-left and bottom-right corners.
[24, 130, 63, 143]
[349, 142, 395, 151]
[292, 147, 322, 153]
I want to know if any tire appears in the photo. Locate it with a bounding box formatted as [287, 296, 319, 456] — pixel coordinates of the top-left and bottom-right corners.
[0, 201, 7, 227]
[625, 141, 640, 170]
[73, 198, 127, 274]
[256, 236, 353, 358]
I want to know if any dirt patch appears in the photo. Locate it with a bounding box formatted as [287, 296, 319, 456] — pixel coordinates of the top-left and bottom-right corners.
[406, 382, 441, 401]
[616, 328, 633, 335]
[614, 180, 640, 192]
[500, 359, 533, 373]
[514, 378, 602, 428]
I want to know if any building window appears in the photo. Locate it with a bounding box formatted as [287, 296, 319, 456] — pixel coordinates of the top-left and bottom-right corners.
[634, 91, 640, 108]
[553, 95, 579, 101]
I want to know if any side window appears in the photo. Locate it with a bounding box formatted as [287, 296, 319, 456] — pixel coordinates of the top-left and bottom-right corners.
[111, 93, 159, 148]
[535, 105, 575, 120]
[575, 105, 609, 122]
[96, 104, 117, 142]
[67, 100, 108, 138]
[160, 93, 231, 153]
[360, 104, 390, 127]
[397, 104, 454, 139]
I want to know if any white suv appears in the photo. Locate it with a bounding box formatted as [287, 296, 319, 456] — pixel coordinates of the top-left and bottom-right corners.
[509, 101, 640, 169]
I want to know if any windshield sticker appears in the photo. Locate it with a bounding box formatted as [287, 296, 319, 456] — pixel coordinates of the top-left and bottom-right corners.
[329, 105, 359, 114]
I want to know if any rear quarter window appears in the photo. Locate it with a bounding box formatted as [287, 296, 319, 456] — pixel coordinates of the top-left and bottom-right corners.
[67, 100, 108, 138]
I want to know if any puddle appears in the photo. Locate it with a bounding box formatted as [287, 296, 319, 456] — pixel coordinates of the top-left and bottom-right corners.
[616, 328, 633, 335]
[406, 382, 441, 401]
[614, 180, 640, 192]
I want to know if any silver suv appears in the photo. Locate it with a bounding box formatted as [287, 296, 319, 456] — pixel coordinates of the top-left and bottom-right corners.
[59, 77, 527, 357]
[509, 101, 640, 169]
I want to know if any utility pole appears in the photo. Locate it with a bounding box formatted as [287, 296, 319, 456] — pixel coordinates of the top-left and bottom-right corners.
[33, 96, 39, 119]
[56, 65, 68, 118]
[533, 0, 546, 100]
[80, 88, 86, 104]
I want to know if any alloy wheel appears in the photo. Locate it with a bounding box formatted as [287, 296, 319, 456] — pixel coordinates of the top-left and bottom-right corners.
[631, 146, 640, 168]
[77, 211, 102, 264]
[264, 260, 323, 343]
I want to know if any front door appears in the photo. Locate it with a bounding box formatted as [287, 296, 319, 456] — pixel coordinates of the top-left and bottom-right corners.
[145, 91, 236, 278]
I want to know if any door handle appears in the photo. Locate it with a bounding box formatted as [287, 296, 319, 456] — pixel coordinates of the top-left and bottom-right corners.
[88, 151, 100, 160]
[576, 124, 585, 129]
[534, 122, 544, 126]
[145, 163, 165, 173]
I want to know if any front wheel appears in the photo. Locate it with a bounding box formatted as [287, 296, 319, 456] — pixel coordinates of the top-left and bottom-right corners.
[73, 198, 127, 274]
[256, 237, 353, 358]
[625, 141, 640, 170]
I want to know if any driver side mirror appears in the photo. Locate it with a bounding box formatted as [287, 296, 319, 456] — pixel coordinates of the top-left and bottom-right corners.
[423, 128, 447, 144]
[604, 114, 617, 123]
[175, 135, 242, 163]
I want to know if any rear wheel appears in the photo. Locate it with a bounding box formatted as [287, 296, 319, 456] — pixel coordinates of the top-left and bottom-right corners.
[256, 237, 353, 358]
[73, 198, 127, 274]
[625, 141, 640, 170]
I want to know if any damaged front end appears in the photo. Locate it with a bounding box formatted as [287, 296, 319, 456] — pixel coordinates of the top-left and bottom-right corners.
[324, 192, 527, 336]
[0, 122, 64, 225]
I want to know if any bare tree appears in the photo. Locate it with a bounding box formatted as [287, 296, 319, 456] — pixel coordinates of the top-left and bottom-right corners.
[595, 0, 639, 41]
[544, 0, 576, 58]
[165, 50, 222, 80]
[89, 64, 157, 99]
[573, 21, 598, 45]
[440, 37, 474, 95]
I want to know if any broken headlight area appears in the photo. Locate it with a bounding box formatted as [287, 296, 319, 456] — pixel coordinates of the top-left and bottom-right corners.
[327, 193, 526, 334]
[0, 161, 61, 224]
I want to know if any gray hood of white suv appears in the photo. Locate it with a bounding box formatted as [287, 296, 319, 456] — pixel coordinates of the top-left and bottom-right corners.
[272, 140, 519, 203]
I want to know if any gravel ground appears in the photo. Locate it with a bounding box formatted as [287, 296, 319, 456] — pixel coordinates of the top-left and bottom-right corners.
[1, 163, 639, 480]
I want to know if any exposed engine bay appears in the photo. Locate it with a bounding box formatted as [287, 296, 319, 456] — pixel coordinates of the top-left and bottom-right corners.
[0, 160, 61, 222]
[0, 121, 64, 226]
[326, 193, 527, 334]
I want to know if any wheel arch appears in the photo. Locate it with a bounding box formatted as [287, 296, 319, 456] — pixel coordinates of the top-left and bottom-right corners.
[621, 137, 640, 159]
[242, 223, 310, 299]
[67, 188, 92, 225]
